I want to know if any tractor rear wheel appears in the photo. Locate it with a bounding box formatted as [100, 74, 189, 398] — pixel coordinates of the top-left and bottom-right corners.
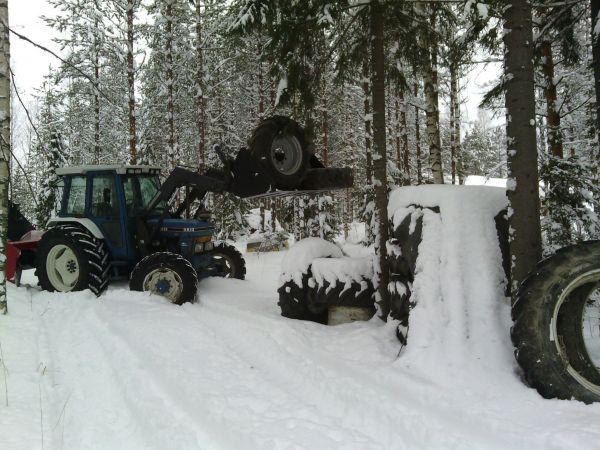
[249, 116, 312, 189]
[35, 225, 110, 296]
[511, 241, 600, 403]
[209, 244, 246, 280]
[130, 252, 198, 305]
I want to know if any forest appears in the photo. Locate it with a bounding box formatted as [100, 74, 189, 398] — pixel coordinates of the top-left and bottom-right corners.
[3, 0, 599, 310]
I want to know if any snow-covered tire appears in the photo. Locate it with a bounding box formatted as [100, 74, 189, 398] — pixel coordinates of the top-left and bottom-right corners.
[209, 244, 246, 280]
[511, 241, 600, 403]
[130, 252, 198, 305]
[249, 115, 312, 189]
[35, 224, 110, 296]
[278, 272, 328, 324]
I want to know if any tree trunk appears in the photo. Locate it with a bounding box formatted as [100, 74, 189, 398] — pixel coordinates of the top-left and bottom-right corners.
[592, 0, 600, 148]
[93, 0, 100, 164]
[454, 77, 463, 184]
[400, 89, 409, 182]
[370, 0, 390, 318]
[540, 40, 563, 158]
[450, 63, 457, 184]
[165, 0, 175, 169]
[503, 0, 542, 297]
[362, 58, 372, 184]
[195, 0, 205, 166]
[127, 0, 137, 164]
[414, 77, 423, 185]
[424, 8, 443, 184]
[322, 108, 328, 166]
[0, 0, 9, 314]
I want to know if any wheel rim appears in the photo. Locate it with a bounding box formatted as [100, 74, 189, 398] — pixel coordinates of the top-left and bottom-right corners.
[142, 268, 183, 303]
[213, 253, 235, 278]
[270, 134, 303, 176]
[552, 269, 600, 396]
[46, 244, 80, 292]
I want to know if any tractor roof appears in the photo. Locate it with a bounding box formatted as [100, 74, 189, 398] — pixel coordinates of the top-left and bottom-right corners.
[55, 165, 161, 176]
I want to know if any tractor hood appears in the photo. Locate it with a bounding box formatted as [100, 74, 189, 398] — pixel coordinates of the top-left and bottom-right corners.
[147, 218, 214, 238]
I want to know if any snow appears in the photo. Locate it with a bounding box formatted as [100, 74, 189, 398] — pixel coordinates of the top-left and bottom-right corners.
[1, 229, 600, 449]
[311, 256, 373, 292]
[464, 175, 507, 188]
[279, 237, 343, 286]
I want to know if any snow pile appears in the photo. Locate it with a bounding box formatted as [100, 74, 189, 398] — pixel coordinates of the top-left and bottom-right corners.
[311, 256, 373, 292]
[279, 237, 343, 286]
[389, 185, 511, 380]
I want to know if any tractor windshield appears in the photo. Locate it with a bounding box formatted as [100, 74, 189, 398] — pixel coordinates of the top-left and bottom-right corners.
[122, 175, 167, 216]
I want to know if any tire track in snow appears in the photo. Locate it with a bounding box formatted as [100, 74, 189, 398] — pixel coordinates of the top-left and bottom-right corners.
[88, 291, 374, 449]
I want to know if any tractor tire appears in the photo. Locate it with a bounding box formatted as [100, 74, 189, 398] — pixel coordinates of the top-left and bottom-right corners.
[130, 252, 198, 305]
[35, 224, 110, 296]
[511, 241, 600, 403]
[249, 116, 312, 189]
[278, 272, 328, 324]
[209, 244, 246, 280]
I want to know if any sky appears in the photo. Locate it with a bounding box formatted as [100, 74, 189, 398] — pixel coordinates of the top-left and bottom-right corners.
[9, 0, 59, 104]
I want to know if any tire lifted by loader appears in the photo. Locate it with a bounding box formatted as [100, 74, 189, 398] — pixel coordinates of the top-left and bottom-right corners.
[8, 116, 352, 305]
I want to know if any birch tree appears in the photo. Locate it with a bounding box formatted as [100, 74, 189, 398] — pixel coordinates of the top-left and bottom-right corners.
[0, 0, 8, 314]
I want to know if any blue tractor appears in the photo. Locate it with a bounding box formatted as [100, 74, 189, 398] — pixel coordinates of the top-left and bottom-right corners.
[33, 116, 353, 304]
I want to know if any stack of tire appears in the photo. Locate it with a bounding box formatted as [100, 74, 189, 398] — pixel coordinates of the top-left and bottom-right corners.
[277, 239, 375, 325]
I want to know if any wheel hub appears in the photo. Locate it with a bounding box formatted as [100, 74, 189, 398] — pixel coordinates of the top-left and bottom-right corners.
[270, 134, 303, 176]
[46, 244, 80, 292]
[143, 268, 183, 303]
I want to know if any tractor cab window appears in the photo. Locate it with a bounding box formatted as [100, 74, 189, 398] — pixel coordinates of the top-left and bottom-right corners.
[122, 175, 166, 216]
[90, 174, 119, 217]
[64, 176, 86, 217]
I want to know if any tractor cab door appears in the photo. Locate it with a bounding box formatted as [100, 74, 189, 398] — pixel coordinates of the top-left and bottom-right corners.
[87, 172, 128, 260]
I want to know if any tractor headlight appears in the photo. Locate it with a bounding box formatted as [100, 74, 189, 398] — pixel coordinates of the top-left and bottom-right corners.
[194, 236, 212, 253]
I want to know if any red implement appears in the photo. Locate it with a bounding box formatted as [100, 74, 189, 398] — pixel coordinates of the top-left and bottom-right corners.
[6, 229, 43, 285]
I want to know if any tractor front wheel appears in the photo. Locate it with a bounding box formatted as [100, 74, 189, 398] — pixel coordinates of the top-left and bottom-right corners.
[209, 244, 246, 280]
[35, 225, 110, 296]
[130, 252, 198, 305]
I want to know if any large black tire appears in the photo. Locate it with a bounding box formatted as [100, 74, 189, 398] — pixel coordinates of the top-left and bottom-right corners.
[249, 116, 312, 189]
[278, 270, 328, 324]
[209, 244, 246, 280]
[35, 224, 110, 296]
[511, 241, 600, 403]
[130, 252, 198, 305]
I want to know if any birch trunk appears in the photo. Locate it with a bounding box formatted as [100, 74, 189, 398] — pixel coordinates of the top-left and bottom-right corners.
[370, 0, 390, 318]
[0, 0, 9, 314]
[414, 77, 423, 185]
[127, 0, 137, 163]
[449, 64, 457, 184]
[503, 0, 542, 296]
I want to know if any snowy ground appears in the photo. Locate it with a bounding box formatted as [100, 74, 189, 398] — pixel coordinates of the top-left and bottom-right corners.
[1, 245, 600, 449]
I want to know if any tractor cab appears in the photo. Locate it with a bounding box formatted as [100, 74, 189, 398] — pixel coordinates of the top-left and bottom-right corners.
[52, 165, 167, 263]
